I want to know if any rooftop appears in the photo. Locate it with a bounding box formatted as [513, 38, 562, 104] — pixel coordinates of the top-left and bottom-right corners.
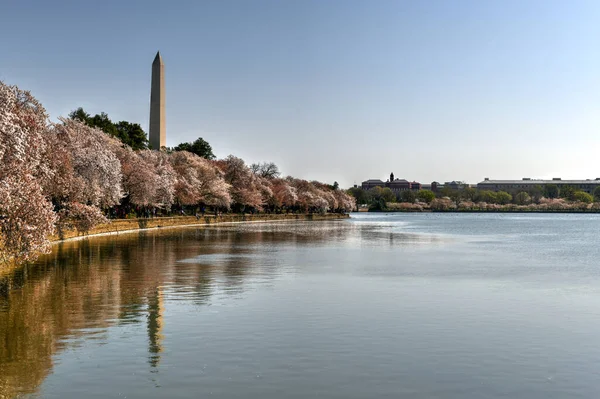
[478, 179, 600, 185]
[389, 179, 409, 183]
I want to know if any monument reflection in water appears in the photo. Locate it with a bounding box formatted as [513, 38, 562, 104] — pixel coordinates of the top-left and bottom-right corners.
[0, 221, 362, 398]
[4, 214, 600, 399]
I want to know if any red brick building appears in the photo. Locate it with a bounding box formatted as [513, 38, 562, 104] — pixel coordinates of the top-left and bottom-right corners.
[361, 173, 421, 192]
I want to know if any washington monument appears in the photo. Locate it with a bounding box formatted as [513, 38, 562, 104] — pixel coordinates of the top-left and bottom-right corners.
[149, 51, 166, 150]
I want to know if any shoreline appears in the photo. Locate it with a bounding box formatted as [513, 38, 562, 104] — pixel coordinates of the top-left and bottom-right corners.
[361, 209, 600, 214]
[0, 213, 349, 280]
[51, 213, 350, 243]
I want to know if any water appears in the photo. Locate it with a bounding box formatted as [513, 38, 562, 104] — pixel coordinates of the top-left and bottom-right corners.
[2, 213, 600, 398]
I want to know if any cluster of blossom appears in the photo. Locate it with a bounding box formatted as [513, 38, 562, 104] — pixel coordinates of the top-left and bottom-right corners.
[212, 157, 354, 213]
[0, 81, 355, 263]
[0, 83, 55, 262]
[57, 202, 108, 233]
[390, 198, 596, 212]
[536, 198, 589, 211]
[429, 198, 456, 211]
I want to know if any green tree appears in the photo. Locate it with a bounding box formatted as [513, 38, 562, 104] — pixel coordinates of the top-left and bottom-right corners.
[544, 184, 559, 199]
[89, 112, 118, 137]
[332, 181, 339, 190]
[347, 187, 370, 205]
[399, 190, 416, 203]
[439, 186, 455, 198]
[417, 189, 435, 204]
[573, 191, 593, 204]
[369, 186, 383, 199]
[478, 190, 497, 203]
[173, 137, 215, 159]
[495, 191, 512, 205]
[559, 185, 575, 200]
[594, 186, 600, 202]
[69, 107, 90, 123]
[514, 192, 531, 205]
[369, 197, 387, 211]
[381, 187, 396, 203]
[367, 186, 387, 210]
[528, 185, 544, 202]
[115, 121, 148, 150]
[69, 107, 148, 150]
[461, 187, 477, 201]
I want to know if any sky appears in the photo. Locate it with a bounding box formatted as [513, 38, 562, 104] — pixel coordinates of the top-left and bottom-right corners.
[2, 0, 600, 188]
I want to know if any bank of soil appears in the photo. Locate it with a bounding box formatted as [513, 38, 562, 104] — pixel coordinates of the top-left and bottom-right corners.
[51, 213, 350, 242]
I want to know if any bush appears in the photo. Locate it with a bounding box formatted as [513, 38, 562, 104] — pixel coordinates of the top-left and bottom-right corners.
[417, 189, 435, 204]
[369, 198, 387, 211]
[573, 191, 593, 204]
[495, 191, 512, 205]
[457, 201, 476, 210]
[398, 190, 416, 203]
[386, 202, 423, 211]
[430, 198, 456, 211]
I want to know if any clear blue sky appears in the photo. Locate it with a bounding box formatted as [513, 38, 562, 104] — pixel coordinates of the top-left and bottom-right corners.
[2, 0, 600, 187]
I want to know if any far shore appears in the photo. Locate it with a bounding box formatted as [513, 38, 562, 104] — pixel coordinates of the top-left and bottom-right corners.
[359, 209, 600, 214]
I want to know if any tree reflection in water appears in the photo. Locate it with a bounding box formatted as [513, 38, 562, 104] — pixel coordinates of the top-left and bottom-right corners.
[0, 220, 356, 398]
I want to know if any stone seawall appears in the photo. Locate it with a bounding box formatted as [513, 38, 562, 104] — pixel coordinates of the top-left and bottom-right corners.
[51, 213, 350, 242]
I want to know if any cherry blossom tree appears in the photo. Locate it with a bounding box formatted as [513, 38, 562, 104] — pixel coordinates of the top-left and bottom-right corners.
[0, 82, 55, 262]
[46, 118, 123, 208]
[312, 182, 338, 211]
[57, 202, 108, 234]
[269, 178, 298, 209]
[169, 151, 231, 207]
[287, 178, 331, 213]
[216, 155, 264, 211]
[0, 174, 56, 263]
[250, 162, 280, 179]
[334, 189, 356, 212]
[430, 198, 457, 211]
[137, 150, 177, 209]
[108, 141, 159, 207]
[0, 80, 353, 265]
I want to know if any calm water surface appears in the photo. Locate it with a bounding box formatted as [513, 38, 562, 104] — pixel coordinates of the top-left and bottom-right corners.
[2, 213, 600, 398]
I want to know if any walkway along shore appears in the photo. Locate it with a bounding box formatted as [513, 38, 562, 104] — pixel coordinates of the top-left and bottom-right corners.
[51, 213, 350, 243]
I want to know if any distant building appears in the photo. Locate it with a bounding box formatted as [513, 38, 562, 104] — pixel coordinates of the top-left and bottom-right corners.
[361, 173, 421, 192]
[361, 179, 386, 191]
[477, 177, 600, 194]
[388, 179, 411, 192]
[410, 181, 422, 190]
[444, 181, 467, 191]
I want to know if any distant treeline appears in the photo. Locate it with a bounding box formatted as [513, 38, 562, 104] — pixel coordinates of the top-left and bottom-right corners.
[348, 183, 599, 212]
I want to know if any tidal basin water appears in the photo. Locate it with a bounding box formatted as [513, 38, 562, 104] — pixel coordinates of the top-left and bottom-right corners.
[2, 213, 600, 398]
